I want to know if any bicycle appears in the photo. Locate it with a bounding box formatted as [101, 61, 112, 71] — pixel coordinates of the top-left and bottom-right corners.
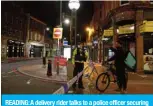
[82, 59, 99, 92]
[83, 59, 98, 80]
[96, 63, 128, 92]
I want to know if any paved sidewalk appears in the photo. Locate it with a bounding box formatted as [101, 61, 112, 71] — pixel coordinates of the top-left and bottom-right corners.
[17, 61, 74, 83]
[17, 61, 153, 94]
[70, 63, 153, 94]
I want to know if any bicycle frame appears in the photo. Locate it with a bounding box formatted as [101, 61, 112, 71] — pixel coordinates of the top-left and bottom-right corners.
[104, 64, 117, 83]
[84, 60, 98, 78]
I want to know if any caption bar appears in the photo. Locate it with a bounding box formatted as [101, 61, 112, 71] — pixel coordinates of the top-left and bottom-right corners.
[2, 95, 153, 106]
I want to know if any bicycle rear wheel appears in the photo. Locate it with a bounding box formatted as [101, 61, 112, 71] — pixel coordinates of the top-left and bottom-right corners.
[96, 73, 110, 92]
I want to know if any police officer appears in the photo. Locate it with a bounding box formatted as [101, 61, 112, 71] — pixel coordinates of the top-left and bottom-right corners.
[72, 46, 89, 65]
[72, 47, 86, 89]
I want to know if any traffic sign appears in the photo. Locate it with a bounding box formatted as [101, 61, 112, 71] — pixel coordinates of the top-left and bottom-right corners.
[53, 28, 63, 39]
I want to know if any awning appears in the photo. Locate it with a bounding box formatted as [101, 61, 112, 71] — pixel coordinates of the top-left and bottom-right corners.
[103, 27, 113, 37]
[119, 24, 134, 35]
[140, 21, 153, 33]
[102, 20, 153, 37]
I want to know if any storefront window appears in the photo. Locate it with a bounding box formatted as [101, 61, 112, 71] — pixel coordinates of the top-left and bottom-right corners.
[144, 33, 153, 55]
[143, 33, 153, 72]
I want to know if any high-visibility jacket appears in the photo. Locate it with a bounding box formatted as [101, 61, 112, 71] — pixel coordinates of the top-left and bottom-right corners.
[72, 48, 77, 65]
[85, 50, 89, 61]
[72, 48, 89, 64]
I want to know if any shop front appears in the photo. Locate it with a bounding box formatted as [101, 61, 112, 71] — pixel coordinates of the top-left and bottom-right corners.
[102, 27, 113, 62]
[7, 40, 24, 58]
[140, 21, 153, 73]
[26, 42, 44, 58]
[118, 24, 136, 56]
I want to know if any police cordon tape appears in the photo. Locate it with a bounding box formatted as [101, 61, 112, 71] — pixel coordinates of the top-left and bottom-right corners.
[53, 67, 88, 94]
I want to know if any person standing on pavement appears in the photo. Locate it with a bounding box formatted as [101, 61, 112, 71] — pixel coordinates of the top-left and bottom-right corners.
[107, 40, 128, 94]
[81, 46, 89, 62]
[72, 47, 86, 89]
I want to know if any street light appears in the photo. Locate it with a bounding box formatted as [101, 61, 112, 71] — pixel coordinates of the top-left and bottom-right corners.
[64, 18, 70, 25]
[86, 27, 94, 42]
[68, 0, 80, 47]
[68, 0, 80, 11]
[46, 27, 50, 31]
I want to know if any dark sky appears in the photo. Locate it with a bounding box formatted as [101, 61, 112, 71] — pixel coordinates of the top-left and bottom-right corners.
[14, 1, 94, 41]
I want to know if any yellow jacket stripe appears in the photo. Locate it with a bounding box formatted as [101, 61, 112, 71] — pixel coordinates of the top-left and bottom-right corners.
[75, 61, 84, 63]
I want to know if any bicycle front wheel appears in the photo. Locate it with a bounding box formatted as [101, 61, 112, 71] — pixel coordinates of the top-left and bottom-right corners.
[96, 73, 110, 92]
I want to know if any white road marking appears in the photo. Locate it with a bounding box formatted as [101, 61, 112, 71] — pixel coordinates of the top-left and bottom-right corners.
[26, 79, 32, 85]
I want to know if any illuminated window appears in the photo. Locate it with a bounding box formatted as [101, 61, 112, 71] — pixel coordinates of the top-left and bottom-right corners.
[151, 0, 153, 4]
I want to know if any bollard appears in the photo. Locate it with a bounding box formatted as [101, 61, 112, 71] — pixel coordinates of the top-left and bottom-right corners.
[47, 60, 52, 76]
[43, 57, 46, 68]
[56, 60, 59, 75]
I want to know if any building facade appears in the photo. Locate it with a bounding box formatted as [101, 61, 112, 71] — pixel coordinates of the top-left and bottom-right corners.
[44, 30, 53, 57]
[1, 2, 27, 59]
[90, 1, 153, 72]
[1, 2, 48, 59]
[25, 15, 46, 58]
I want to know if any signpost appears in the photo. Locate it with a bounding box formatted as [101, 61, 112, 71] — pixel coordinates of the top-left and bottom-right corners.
[53, 28, 63, 39]
[53, 28, 63, 75]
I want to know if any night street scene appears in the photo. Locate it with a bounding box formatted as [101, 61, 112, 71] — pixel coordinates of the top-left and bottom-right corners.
[1, 1, 153, 94]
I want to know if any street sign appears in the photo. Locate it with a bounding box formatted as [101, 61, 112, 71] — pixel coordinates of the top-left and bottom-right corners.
[63, 41, 68, 46]
[53, 28, 63, 39]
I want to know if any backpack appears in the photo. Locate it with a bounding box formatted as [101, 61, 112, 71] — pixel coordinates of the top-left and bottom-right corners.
[124, 51, 136, 71]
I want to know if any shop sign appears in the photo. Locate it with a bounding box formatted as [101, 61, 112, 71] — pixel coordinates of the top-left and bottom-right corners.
[119, 24, 134, 35]
[53, 28, 63, 39]
[103, 29, 113, 37]
[140, 21, 153, 33]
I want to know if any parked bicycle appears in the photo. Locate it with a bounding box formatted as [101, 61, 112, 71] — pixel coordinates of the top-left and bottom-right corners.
[96, 63, 128, 92]
[83, 59, 98, 80]
[82, 59, 99, 90]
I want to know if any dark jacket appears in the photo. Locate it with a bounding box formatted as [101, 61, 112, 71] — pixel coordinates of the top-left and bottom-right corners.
[108, 47, 126, 70]
[74, 52, 86, 71]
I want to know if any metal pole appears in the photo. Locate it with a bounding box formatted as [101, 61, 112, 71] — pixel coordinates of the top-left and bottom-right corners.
[70, 11, 72, 46]
[56, 0, 62, 75]
[60, 0, 62, 27]
[102, 41, 105, 65]
[70, 11, 73, 58]
[74, 10, 77, 47]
